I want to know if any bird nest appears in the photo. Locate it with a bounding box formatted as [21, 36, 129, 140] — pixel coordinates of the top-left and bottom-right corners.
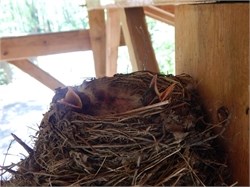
[1, 71, 231, 186]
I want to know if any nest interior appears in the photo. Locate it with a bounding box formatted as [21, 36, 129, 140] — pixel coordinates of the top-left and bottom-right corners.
[1, 71, 231, 186]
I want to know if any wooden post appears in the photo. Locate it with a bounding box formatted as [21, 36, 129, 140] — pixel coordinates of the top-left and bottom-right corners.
[175, 3, 249, 185]
[120, 7, 159, 73]
[87, 9, 106, 78]
[106, 8, 121, 77]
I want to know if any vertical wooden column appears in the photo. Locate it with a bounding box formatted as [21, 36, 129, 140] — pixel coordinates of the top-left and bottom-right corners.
[87, 9, 106, 78]
[106, 8, 121, 77]
[120, 7, 159, 73]
[175, 3, 249, 185]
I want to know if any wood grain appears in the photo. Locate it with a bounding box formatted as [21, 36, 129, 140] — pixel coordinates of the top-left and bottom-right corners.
[106, 8, 121, 76]
[0, 30, 91, 61]
[120, 7, 159, 73]
[9, 59, 65, 90]
[87, 9, 106, 78]
[0, 30, 126, 62]
[175, 3, 249, 185]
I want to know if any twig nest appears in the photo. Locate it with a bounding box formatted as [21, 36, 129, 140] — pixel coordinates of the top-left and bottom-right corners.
[2, 71, 231, 186]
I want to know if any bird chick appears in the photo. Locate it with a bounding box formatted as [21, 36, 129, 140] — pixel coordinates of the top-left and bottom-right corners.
[76, 78, 143, 115]
[52, 72, 177, 116]
[52, 78, 143, 116]
[52, 86, 92, 114]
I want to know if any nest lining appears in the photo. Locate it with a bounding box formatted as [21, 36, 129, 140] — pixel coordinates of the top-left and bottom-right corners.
[1, 71, 231, 186]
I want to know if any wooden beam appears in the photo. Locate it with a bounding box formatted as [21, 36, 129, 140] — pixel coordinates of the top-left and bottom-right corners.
[87, 0, 216, 10]
[106, 8, 121, 77]
[0, 30, 91, 61]
[144, 6, 175, 25]
[157, 5, 175, 14]
[175, 3, 249, 185]
[9, 59, 65, 90]
[87, 9, 106, 78]
[120, 7, 159, 73]
[0, 30, 126, 62]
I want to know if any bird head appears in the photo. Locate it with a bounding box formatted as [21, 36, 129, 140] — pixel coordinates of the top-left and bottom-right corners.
[53, 87, 91, 114]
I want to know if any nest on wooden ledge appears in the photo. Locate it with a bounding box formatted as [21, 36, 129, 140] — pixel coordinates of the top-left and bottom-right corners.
[1, 71, 231, 186]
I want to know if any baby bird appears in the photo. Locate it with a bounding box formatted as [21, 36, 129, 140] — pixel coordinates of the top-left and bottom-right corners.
[52, 71, 176, 116]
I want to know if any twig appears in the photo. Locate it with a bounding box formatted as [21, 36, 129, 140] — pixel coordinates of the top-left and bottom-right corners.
[11, 133, 33, 155]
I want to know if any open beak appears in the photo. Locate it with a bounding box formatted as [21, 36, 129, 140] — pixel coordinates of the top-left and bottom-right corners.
[57, 87, 82, 109]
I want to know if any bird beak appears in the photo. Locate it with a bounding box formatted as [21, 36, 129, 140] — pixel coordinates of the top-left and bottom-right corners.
[57, 87, 82, 109]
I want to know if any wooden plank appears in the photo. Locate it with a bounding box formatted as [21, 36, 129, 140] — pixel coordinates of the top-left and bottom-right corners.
[157, 5, 175, 14]
[144, 6, 175, 25]
[9, 59, 65, 90]
[87, 0, 216, 10]
[0, 30, 91, 61]
[87, 9, 106, 78]
[0, 30, 126, 62]
[120, 7, 159, 73]
[106, 8, 121, 77]
[175, 3, 249, 185]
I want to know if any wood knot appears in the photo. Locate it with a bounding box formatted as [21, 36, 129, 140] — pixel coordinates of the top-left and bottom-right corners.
[217, 106, 229, 122]
[2, 51, 8, 56]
